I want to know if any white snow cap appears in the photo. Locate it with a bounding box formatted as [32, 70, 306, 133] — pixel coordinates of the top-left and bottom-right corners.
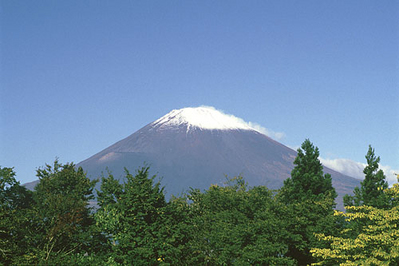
[153, 106, 256, 132]
[152, 106, 286, 140]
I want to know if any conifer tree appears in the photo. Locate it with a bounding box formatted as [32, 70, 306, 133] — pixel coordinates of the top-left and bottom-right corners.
[280, 139, 337, 204]
[344, 145, 389, 208]
[278, 139, 338, 265]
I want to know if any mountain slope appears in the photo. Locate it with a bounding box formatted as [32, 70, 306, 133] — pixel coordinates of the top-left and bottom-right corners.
[77, 106, 360, 208]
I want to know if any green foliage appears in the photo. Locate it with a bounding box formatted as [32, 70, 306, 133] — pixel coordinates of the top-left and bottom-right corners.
[312, 179, 399, 265]
[280, 139, 337, 204]
[0, 166, 33, 265]
[3, 145, 394, 265]
[344, 145, 389, 209]
[22, 160, 98, 265]
[278, 139, 338, 265]
[186, 176, 295, 265]
[95, 166, 175, 265]
[278, 197, 343, 265]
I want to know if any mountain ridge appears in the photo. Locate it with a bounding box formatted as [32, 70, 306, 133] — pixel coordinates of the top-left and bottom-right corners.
[26, 107, 360, 210]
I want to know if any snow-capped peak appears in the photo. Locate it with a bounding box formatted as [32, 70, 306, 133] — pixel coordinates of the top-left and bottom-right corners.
[152, 106, 258, 132]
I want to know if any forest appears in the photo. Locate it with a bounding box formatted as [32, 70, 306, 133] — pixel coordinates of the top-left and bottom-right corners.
[1, 139, 398, 265]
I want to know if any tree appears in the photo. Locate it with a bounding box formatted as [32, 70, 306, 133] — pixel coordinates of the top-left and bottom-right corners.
[95, 166, 173, 265]
[280, 139, 337, 204]
[0, 166, 33, 265]
[312, 176, 399, 265]
[186, 176, 294, 265]
[161, 194, 194, 264]
[21, 160, 98, 265]
[344, 145, 389, 209]
[278, 139, 338, 265]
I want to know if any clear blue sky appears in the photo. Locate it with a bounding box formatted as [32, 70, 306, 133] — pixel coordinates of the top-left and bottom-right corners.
[1, 0, 398, 185]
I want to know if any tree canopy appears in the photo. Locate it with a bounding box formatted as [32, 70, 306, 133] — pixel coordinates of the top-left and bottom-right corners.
[1, 161, 99, 265]
[280, 139, 337, 204]
[312, 176, 399, 265]
[95, 166, 174, 265]
[278, 139, 338, 265]
[186, 176, 295, 265]
[1, 141, 394, 265]
[344, 145, 389, 209]
[0, 167, 33, 265]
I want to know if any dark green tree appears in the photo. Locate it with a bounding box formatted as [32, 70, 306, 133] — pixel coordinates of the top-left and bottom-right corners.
[161, 194, 196, 264]
[344, 145, 389, 208]
[95, 166, 174, 265]
[0, 166, 33, 265]
[278, 139, 338, 265]
[186, 176, 294, 265]
[20, 160, 98, 265]
[280, 139, 337, 204]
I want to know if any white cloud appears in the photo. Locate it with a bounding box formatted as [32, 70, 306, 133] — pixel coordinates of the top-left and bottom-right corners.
[319, 158, 366, 179]
[287, 145, 300, 151]
[320, 157, 399, 185]
[247, 122, 286, 141]
[379, 165, 399, 185]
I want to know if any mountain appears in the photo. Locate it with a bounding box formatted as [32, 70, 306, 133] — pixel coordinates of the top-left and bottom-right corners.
[77, 106, 360, 209]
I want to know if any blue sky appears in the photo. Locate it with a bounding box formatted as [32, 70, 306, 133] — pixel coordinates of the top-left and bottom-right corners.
[1, 1, 398, 185]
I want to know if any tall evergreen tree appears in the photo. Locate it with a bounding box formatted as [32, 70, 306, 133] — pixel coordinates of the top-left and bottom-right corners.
[280, 139, 337, 204]
[344, 145, 389, 208]
[278, 139, 338, 265]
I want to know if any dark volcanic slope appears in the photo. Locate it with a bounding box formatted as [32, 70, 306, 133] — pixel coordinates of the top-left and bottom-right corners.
[77, 121, 360, 209]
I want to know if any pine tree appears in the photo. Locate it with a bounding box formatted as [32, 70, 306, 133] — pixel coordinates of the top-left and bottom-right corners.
[278, 139, 338, 265]
[344, 145, 389, 208]
[280, 139, 337, 204]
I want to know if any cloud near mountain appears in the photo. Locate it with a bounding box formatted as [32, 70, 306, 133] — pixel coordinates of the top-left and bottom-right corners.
[194, 106, 286, 140]
[320, 157, 399, 185]
[320, 158, 366, 180]
[247, 122, 286, 141]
